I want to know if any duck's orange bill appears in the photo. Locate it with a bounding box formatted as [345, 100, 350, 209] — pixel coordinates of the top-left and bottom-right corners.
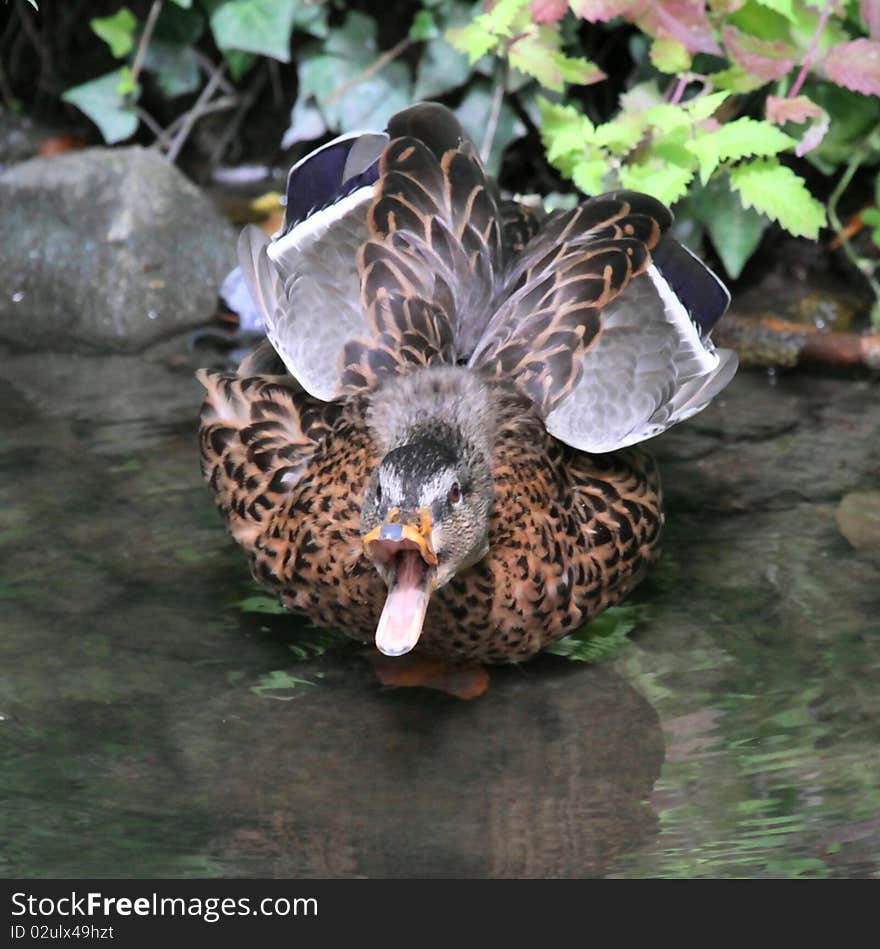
[363, 508, 437, 657]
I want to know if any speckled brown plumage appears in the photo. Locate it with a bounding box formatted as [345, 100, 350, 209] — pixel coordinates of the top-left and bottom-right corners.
[198, 370, 662, 663]
[198, 102, 733, 665]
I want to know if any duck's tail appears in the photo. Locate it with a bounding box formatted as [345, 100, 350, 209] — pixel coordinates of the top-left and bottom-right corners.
[196, 370, 338, 550]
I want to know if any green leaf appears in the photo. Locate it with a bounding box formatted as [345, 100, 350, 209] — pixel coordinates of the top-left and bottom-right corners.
[250, 670, 316, 701]
[455, 81, 526, 177]
[297, 12, 415, 134]
[447, 0, 524, 61]
[643, 103, 691, 133]
[170, 0, 193, 7]
[538, 96, 593, 162]
[687, 177, 769, 278]
[753, 0, 797, 22]
[546, 606, 643, 663]
[286, 627, 348, 662]
[571, 156, 609, 194]
[234, 594, 288, 615]
[292, 0, 329, 38]
[413, 37, 471, 99]
[225, 50, 256, 80]
[410, 9, 440, 41]
[805, 82, 880, 172]
[116, 66, 137, 96]
[209, 0, 300, 62]
[281, 97, 327, 148]
[684, 90, 731, 121]
[90, 7, 138, 59]
[686, 117, 796, 184]
[62, 70, 139, 144]
[620, 160, 694, 204]
[650, 34, 691, 73]
[861, 207, 880, 249]
[708, 66, 769, 93]
[592, 112, 646, 154]
[143, 42, 200, 97]
[554, 53, 604, 86]
[447, 21, 499, 62]
[729, 158, 826, 239]
[154, 2, 204, 45]
[509, 27, 565, 90]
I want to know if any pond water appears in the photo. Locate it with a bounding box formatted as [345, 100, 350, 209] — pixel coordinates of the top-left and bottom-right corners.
[1, 342, 878, 878]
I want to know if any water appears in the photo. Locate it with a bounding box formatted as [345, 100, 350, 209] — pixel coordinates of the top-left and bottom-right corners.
[1, 343, 878, 878]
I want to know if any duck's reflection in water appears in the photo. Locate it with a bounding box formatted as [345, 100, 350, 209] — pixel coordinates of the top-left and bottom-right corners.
[180, 655, 665, 878]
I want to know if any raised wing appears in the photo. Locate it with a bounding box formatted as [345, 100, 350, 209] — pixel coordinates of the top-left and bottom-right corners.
[352, 103, 505, 367]
[470, 192, 735, 453]
[238, 129, 387, 401]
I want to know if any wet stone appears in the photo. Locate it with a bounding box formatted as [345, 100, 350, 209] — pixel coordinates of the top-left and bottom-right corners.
[0, 147, 236, 353]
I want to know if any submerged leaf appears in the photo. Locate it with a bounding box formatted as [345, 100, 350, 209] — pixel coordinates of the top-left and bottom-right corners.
[251, 670, 316, 701]
[287, 627, 348, 661]
[234, 594, 289, 615]
[546, 606, 644, 662]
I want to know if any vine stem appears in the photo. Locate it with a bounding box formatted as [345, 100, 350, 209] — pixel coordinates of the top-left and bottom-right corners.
[480, 64, 507, 166]
[165, 61, 227, 163]
[826, 134, 880, 309]
[669, 76, 688, 106]
[130, 0, 164, 88]
[319, 36, 412, 110]
[788, 0, 834, 99]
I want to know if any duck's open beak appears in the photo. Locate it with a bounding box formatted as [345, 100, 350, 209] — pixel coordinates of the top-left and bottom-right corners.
[363, 507, 437, 657]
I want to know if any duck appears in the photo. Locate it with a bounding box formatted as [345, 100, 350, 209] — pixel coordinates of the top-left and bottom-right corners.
[197, 102, 736, 666]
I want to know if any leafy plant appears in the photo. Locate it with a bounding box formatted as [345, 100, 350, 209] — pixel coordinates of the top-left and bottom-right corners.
[37, 0, 880, 312]
[449, 0, 880, 297]
[546, 605, 646, 662]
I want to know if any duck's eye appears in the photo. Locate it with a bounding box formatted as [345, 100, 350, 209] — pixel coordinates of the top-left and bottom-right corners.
[448, 482, 462, 505]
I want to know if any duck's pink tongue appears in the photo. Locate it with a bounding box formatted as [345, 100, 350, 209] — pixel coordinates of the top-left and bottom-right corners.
[375, 549, 432, 657]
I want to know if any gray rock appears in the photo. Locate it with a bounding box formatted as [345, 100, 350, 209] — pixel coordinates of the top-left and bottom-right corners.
[0, 146, 236, 353]
[0, 113, 45, 170]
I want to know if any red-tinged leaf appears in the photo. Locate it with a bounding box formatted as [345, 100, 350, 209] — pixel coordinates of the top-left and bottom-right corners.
[570, 0, 634, 22]
[38, 134, 87, 156]
[861, 0, 880, 39]
[796, 109, 829, 156]
[531, 0, 568, 23]
[723, 25, 796, 81]
[765, 94, 829, 156]
[766, 94, 823, 125]
[823, 39, 880, 96]
[636, 1, 721, 55]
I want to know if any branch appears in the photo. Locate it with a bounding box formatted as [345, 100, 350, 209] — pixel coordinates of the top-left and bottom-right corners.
[827, 133, 880, 308]
[319, 36, 412, 110]
[480, 70, 506, 166]
[130, 0, 164, 88]
[165, 62, 228, 164]
[208, 65, 269, 167]
[788, 0, 834, 99]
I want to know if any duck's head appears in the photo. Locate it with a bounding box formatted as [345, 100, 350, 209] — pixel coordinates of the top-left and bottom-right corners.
[360, 434, 493, 657]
